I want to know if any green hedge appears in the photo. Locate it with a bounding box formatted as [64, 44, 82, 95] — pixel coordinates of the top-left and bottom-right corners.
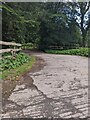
[45, 48, 89, 57]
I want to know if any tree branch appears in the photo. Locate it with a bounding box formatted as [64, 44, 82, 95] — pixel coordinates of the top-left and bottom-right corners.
[86, 19, 90, 32]
[84, 2, 90, 14]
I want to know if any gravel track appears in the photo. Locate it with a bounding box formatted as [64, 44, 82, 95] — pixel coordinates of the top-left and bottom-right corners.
[2, 52, 88, 119]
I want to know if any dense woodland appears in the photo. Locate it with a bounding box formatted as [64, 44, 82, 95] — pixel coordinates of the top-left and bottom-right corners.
[2, 2, 90, 50]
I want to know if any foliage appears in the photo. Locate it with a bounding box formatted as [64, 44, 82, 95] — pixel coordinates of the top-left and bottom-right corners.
[0, 53, 30, 71]
[2, 52, 12, 57]
[22, 43, 37, 50]
[1, 56, 35, 80]
[46, 48, 89, 57]
[2, 2, 90, 50]
[2, 2, 41, 44]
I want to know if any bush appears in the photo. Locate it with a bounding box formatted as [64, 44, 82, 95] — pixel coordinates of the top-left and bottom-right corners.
[22, 43, 37, 50]
[0, 53, 30, 71]
[45, 48, 89, 57]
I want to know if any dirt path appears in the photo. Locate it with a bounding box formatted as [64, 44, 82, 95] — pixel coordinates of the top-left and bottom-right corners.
[2, 52, 88, 119]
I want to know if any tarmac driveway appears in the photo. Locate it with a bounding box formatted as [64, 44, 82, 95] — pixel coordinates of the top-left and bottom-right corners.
[2, 53, 88, 119]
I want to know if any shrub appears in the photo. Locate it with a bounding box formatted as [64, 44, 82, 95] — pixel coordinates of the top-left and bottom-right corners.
[0, 53, 30, 71]
[45, 48, 89, 57]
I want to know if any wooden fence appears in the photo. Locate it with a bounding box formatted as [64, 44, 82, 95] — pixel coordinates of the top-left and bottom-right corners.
[49, 46, 64, 50]
[0, 41, 21, 54]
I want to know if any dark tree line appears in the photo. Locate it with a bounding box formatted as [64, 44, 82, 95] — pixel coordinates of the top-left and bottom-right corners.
[2, 2, 90, 50]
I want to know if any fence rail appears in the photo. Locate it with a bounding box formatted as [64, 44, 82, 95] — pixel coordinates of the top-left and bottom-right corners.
[49, 46, 64, 50]
[0, 41, 21, 54]
[0, 48, 21, 54]
[0, 41, 21, 46]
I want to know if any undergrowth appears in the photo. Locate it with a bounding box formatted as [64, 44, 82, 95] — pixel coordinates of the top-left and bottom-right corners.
[46, 48, 89, 57]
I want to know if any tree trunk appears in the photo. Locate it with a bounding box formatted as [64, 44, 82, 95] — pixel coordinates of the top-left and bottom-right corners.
[82, 36, 86, 47]
[81, 27, 87, 47]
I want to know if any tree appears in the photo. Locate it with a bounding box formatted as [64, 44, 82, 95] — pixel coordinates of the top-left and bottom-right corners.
[78, 2, 90, 47]
[38, 2, 82, 50]
[2, 2, 41, 44]
[2, 2, 88, 50]
[69, 2, 90, 47]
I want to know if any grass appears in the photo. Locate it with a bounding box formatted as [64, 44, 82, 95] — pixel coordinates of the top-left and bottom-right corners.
[0, 55, 36, 80]
[45, 48, 90, 57]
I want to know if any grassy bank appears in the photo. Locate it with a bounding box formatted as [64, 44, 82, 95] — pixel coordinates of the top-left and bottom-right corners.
[0, 53, 36, 80]
[46, 48, 89, 57]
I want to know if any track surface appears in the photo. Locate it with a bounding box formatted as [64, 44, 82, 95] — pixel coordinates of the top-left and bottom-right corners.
[2, 53, 88, 119]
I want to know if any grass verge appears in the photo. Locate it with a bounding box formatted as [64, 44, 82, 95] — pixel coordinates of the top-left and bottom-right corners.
[45, 48, 89, 57]
[1, 56, 36, 80]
